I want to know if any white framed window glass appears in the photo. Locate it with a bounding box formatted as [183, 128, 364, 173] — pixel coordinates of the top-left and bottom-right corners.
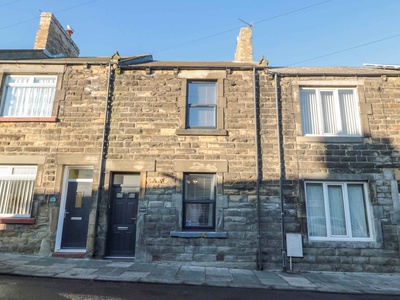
[1, 75, 57, 117]
[183, 173, 215, 230]
[305, 181, 373, 241]
[0, 165, 37, 217]
[186, 81, 217, 128]
[300, 88, 361, 136]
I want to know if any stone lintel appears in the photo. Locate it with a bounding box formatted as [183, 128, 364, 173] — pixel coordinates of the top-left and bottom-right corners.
[105, 159, 155, 172]
[0, 155, 46, 164]
[173, 160, 228, 172]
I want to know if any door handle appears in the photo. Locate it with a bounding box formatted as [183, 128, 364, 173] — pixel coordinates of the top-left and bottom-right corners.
[118, 227, 128, 231]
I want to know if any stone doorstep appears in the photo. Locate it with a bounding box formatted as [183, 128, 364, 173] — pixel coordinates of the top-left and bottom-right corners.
[52, 252, 85, 259]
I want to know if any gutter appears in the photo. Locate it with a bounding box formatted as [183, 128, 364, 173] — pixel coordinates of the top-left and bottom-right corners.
[274, 73, 286, 271]
[253, 67, 263, 270]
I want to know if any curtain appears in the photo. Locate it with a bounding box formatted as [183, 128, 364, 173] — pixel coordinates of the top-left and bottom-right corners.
[2, 76, 56, 117]
[300, 89, 318, 134]
[339, 90, 359, 135]
[306, 183, 327, 237]
[320, 91, 338, 134]
[327, 185, 346, 235]
[348, 184, 369, 237]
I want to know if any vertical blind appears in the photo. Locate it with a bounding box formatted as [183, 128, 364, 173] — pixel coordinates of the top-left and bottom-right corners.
[0, 166, 37, 217]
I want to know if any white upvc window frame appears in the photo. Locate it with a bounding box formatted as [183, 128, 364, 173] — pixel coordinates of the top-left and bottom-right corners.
[300, 87, 361, 137]
[1, 75, 57, 117]
[0, 165, 37, 217]
[305, 181, 374, 242]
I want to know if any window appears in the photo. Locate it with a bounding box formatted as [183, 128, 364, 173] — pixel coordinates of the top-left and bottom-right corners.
[186, 81, 217, 129]
[0, 166, 37, 217]
[300, 88, 361, 136]
[1, 75, 57, 117]
[183, 173, 215, 230]
[305, 181, 373, 241]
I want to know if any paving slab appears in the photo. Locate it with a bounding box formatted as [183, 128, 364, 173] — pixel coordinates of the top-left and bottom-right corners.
[93, 266, 125, 276]
[278, 273, 317, 288]
[230, 269, 262, 286]
[148, 263, 180, 280]
[177, 265, 205, 284]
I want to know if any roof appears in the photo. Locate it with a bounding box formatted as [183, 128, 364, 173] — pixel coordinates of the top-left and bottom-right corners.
[269, 66, 400, 76]
[0, 51, 153, 65]
[120, 60, 264, 69]
[0, 50, 50, 60]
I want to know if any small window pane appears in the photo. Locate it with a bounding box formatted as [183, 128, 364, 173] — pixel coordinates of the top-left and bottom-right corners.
[188, 107, 216, 128]
[185, 174, 215, 200]
[188, 82, 216, 105]
[185, 203, 214, 227]
[68, 169, 93, 180]
[348, 184, 369, 238]
[306, 183, 327, 237]
[327, 185, 346, 236]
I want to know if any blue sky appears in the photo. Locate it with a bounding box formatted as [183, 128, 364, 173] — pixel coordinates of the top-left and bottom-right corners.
[1, 0, 400, 67]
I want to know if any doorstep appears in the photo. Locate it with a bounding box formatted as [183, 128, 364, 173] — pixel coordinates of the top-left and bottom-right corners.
[52, 252, 86, 258]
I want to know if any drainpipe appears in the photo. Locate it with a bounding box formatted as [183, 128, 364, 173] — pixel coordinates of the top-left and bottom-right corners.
[253, 67, 263, 270]
[90, 62, 112, 257]
[274, 73, 286, 271]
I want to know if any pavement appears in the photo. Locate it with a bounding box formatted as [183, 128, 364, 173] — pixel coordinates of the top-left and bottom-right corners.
[1, 253, 400, 295]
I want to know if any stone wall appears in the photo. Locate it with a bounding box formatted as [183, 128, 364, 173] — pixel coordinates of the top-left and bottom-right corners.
[260, 73, 400, 272]
[98, 67, 260, 268]
[0, 63, 108, 254]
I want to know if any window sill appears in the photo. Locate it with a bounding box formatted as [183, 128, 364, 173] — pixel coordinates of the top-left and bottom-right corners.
[175, 129, 227, 136]
[297, 136, 363, 143]
[0, 117, 57, 122]
[0, 217, 36, 224]
[170, 231, 228, 238]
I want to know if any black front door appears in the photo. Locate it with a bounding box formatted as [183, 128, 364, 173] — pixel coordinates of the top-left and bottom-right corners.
[106, 174, 139, 257]
[60, 169, 93, 249]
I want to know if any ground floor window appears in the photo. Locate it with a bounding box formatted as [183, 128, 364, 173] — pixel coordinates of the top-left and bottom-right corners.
[183, 173, 215, 230]
[305, 181, 373, 241]
[0, 165, 37, 217]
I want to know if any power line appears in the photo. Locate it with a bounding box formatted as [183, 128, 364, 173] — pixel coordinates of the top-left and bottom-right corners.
[288, 33, 400, 66]
[153, 0, 332, 55]
[0, 0, 100, 31]
[0, 0, 23, 8]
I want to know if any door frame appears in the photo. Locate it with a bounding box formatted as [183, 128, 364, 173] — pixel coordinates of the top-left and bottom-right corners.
[55, 166, 93, 253]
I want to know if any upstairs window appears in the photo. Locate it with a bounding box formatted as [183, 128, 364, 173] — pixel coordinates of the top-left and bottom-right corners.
[1, 75, 57, 117]
[0, 166, 37, 217]
[300, 88, 361, 136]
[183, 173, 216, 230]
[186, 81, 217, 129]
[305, 181, 373, 241]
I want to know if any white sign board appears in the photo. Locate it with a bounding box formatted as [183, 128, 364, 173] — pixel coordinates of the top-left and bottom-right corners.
[286, 233, 303, 257]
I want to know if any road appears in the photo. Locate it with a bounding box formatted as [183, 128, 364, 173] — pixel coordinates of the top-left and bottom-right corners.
[0, 275, 398, 300]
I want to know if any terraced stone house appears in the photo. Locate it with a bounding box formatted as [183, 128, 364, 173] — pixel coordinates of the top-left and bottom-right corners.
[1, 12, 400, 273]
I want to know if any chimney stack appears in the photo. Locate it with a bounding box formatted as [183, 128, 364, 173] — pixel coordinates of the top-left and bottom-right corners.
[34, 12, 79, 58]
[234, 27, 253, 63]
